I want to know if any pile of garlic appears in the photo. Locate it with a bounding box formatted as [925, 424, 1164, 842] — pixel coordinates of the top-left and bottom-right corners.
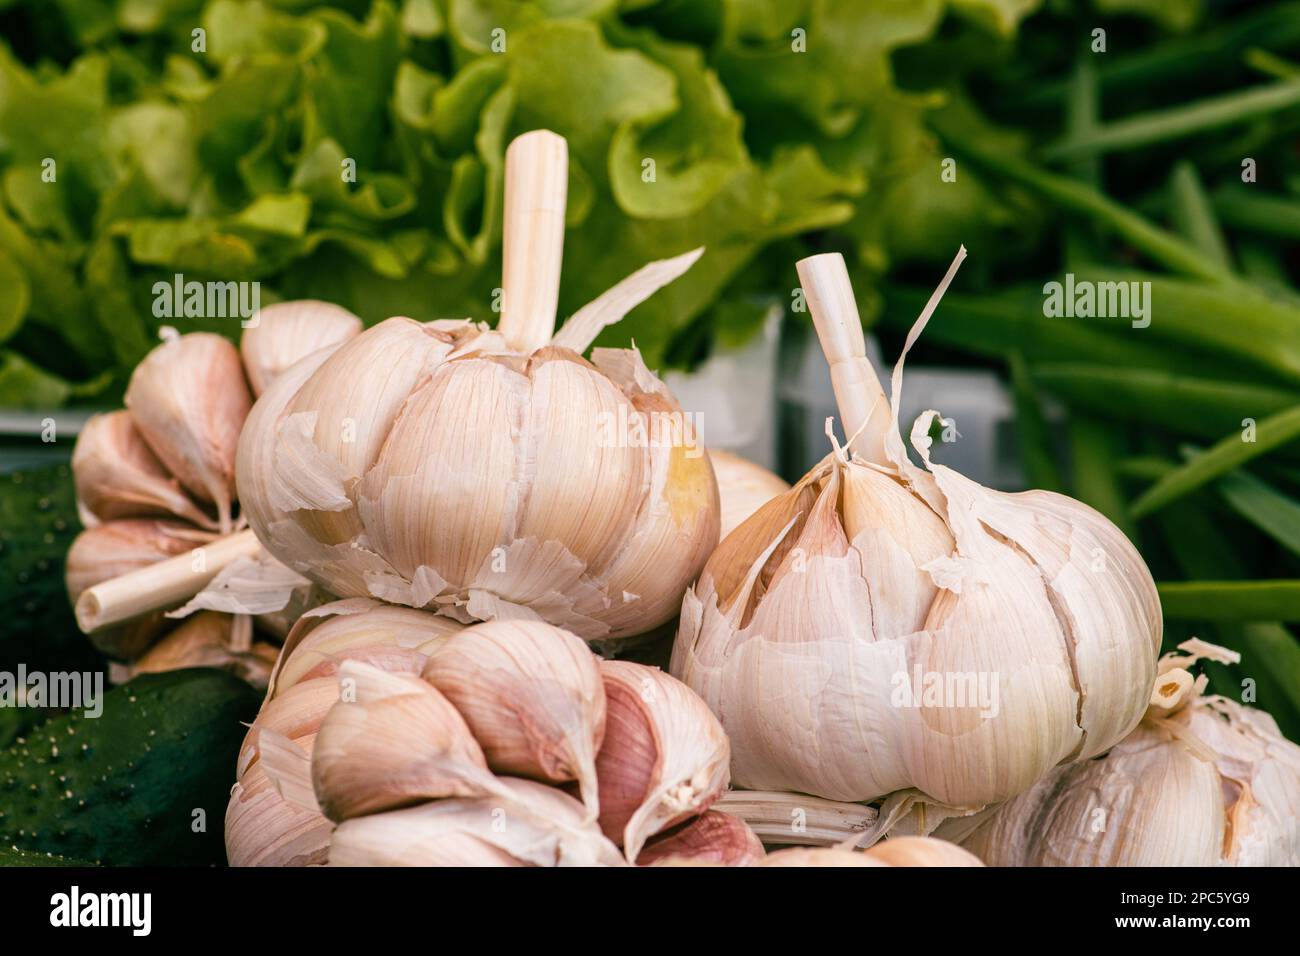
[949, 639, 1300, 866]
[66, 302, 361, 684]
[673, 249, 1163, 830]
[228, 600, 750, 866]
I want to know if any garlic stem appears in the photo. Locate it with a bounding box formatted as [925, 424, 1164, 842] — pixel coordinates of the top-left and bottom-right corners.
[713, 790, 877, 847]
[499, 129, 568, 353]
[795, 253, 891, 465]
[74, 528, 262, 634]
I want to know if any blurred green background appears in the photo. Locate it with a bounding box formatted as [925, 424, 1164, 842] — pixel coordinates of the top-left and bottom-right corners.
[2, 0, 1300, 739]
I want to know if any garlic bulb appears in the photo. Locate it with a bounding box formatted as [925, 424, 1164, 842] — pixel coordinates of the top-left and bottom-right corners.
[65, 519, 212, 658]
[760, 837, 982, 868]
[69, 313, 361, 680]
[955, 640, 1300, 866]
[672, 249, 1161, 821]
[638, 811, 765, 867]
[72, 411, 217, 530]
[237, 130, 719, 645]
[240, 300, 362, 397]
[595, 660, 731, 861]
[709, 449, 790, 539]
[124, 332, 252, 532]
[422, 620, 605, 815]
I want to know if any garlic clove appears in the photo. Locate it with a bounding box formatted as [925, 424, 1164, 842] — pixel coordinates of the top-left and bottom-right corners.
[240, 300, 363, 397]
[272, 317, 455, 550]
[123, 611, 278, 690]
[72, 411, 218, 529]
[124, 333, 252, 531]
[328, 777, 625, 867]
[65, 518, 214, 659]
[236, 676, 341, 780]
[637, 811, 765, 867]
[271, 598, 461, 698]
[421, 619, 606, 816]
[708, 449, 791, 540]
[311, 660, 499, 822]
[594, 660, 731, 862]
[226, 758, 333, 867]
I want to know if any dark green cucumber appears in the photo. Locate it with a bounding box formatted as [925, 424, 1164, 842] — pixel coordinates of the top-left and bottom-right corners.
[0, 463, 103, 673]
[0, 668, 259, 866]
[0, 844, 94, 866]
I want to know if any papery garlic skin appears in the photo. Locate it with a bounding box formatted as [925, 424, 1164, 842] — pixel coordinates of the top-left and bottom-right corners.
[240, 300, 362, 397]
[672, 250, 1161, 816]
[328, 777, 625, 867]
[125, 611, 278, 689]
[422, 620, 605, 815]
[124, 333, 252, 531]
[595, 660, 731, 861]
[239, 317, 719, 643]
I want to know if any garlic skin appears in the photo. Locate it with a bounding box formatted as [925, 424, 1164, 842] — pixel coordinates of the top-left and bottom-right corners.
[124, 611, 278, 689]
[956, 641, 1300, 867]
[638, 810, 765, 867]
[328, 777, 625, 867]
[240, 300, 363, 397]
[311, 661, 500, 821]
[708, 449, 790, 539]
[595, 660, 731, 862]
[237, 317, 719, 644]
[65, 519, 212, 658]
[672, 250, 1160, 818]
[124, 333, 252, 532]
[72, 411, 217, 530]
[422, 620, 605, 815]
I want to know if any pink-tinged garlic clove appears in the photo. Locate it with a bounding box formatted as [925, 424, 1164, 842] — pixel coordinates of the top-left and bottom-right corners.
[125, 333, 252, 532]
[422, 619, 605, 816]
[638, 811, 765, 867]
[240, 300, 363, 397]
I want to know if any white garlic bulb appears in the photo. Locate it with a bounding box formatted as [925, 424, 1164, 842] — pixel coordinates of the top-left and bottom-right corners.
[955, 640, 1300, 866]
[760, 837, 983, 868]
[236, 131, 719, 645]
[672, 249, 1161, 820]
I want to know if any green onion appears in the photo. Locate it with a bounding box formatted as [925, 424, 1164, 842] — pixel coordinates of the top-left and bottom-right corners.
[1158, 580, 1300, 621]
[1168, 162, 1233, 270]
[1131, 404, 1300, 517]
[1217, 469, 1300, 556]
[1043, 80, 1300, 161]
